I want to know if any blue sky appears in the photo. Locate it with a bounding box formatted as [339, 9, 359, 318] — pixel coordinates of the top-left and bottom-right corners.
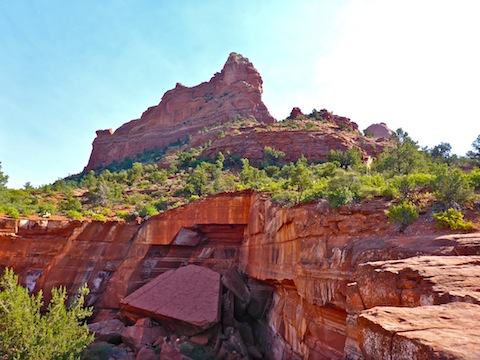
[1, 0, 479, 188]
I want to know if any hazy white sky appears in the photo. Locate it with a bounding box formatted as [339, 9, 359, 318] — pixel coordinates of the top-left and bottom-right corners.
[1, 0, 479, 188]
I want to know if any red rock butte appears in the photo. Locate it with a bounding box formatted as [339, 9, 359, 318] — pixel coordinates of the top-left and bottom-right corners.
[84, 52, 275, 171]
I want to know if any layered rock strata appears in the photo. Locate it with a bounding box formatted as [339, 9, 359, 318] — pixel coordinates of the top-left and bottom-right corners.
[85, 53, 275, 171]
[1, 192, 480, 359]
[358, 303, 480, 360]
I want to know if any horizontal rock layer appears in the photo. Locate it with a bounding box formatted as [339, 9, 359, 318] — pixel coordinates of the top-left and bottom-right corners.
[2, 192, 480, 359]
[358, 303, 480, 360]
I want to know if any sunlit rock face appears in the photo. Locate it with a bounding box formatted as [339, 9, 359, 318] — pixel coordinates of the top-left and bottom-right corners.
[2, 193, 480, 359]
[357, 303, 480, 360]
[121, 265, 222, 335]
[364, 122, 393, 138]
[84, 52, 275, 171]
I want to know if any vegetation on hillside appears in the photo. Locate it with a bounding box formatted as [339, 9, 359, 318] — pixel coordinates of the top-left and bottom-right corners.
[0, 117, 479, 233]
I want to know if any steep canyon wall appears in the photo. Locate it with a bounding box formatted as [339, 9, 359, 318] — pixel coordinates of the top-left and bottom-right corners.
[1, 193, 480, 359]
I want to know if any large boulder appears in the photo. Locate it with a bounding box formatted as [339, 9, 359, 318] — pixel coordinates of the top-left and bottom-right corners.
[121, 265, 222, 335]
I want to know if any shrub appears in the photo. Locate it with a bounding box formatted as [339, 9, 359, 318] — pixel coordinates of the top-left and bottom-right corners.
[38, 201, 58, 217]
[327, 148, 362, 169]
[467, 168, 480, 190]
[60, 196, 82, 212]
[326, 169, 362, 208]
[1, 206, 20, 219]
[433, 209, 474, 231]
[327, 188, 354, 209]
[92, 213, 107, 222]
[433, 167, 473, 209]
[386, 201, 419, 232]
[0, 268, 94, 359]
[136, 203, 159, 218]
[115, 211, 133, 221]
[262, 146, 286, 167]
[65, 210, 83, 220]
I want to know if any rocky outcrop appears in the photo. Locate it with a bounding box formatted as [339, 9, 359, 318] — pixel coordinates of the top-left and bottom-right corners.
[358, 303, 480, 360]
[354, 255, 480, 308]
[85, 53, 275, 171]
[364, 122, 393, 138]
[198, 125, 387, 166]
[288, 107, 304, 120]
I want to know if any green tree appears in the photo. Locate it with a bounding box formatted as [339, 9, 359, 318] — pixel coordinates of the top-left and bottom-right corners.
[81, 170, 97, 189]
[286, 157, 313, 201]
[127, 162, 144, 185]
[433, 167, 473, 209]
[326, 169, 361, 208]
[0, 268, 93, 359]
[327, 148, 362, 169]
[60, 196, 82, 212]
[88, 179, 113, 208]
[375, 129, 427, 176]
[185, 166, 209, 196]
[136, 203, 159, 218]
[0, 162, 8, 189]
[262, 146, 286, 167]
[467, 134, 480, 165]
[430, 142, 452, 163]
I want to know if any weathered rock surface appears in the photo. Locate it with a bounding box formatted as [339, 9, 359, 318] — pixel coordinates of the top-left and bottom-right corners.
[2, 192, 480, 359]
[199, 124, 387, 167]
[121, 265, 221, 335]
[288, 107, 304, 119]
[355, 255, 480, 308]
[88, 318, 127, 344]
[121, 318, 167, 351]
[364, 122, 393, 138]
[135, 346, 158, 360]
[85, 53, 274, 171]
[345, 253, 480, 359]
[358, 303, 480, 360]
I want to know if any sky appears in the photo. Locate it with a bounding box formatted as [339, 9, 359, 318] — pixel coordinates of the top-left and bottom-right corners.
[1, 0, 479, 188]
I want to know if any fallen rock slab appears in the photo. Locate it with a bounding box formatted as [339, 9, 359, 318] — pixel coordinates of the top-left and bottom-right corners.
[121, 265, 221, 335]
[358, 303, 480, 360]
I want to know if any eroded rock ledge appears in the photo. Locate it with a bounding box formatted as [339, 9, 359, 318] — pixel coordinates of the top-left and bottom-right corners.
[1, 191, 480, 359]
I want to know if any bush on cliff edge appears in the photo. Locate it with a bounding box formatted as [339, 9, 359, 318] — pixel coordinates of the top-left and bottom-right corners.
[0, 268, 94, 359]
[386, 201, 419, 232]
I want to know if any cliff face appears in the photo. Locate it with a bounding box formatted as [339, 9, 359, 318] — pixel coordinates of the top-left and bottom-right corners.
[2, 194, 480, 359]
[85, 53, 275, 171]
[197, 124, 386, 166]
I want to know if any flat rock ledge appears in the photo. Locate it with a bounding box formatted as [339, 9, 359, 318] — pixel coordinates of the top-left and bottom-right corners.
[358, 302, 480, 360]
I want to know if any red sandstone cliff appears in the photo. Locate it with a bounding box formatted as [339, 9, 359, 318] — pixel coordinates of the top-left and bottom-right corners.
[2, 193, 480, 359]
[85, 53, 275, 171]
